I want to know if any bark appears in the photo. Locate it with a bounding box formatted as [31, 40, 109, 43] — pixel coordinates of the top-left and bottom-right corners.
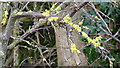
[0, 5, 16, 67]
[0, 17, 15, 68]
[0, 3, 4, 68]
[55, 6, 88, 66]
[55, 27, 88, 66]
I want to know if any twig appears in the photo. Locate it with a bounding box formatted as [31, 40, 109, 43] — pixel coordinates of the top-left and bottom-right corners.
[90, 3, 112, 34]
[97, 23, 120, 43]
[37, 46, 51, 67]
[8, 26, 52, 49]
[105, 29, 120, 43]
[19, 2, 30, 12]
[19, 57, 32, 67]
[70, 0, 90, 17]
[53, 2, 69, 16]
[18, 45, 35, 50]
[81, 8, 120, 43]
[97, 9, 114, 22]
[34, 49, 56, 66]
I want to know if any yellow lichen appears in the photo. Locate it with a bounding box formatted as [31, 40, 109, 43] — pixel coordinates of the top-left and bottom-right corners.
[70, 43, 81, 53]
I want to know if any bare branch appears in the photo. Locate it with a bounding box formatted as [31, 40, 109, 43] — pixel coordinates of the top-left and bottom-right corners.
[8, 26, 52, 49]
[70, 0, 90, 17]
[12, 12, 46, 19]
[81, 8, 120, 43]
[105, 29, 120, 43]
[90, 3, 112, 34]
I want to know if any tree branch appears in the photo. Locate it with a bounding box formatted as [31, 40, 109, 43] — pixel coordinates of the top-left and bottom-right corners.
[90, 3, 112, 34]
[12, 12, 46, 19]
[70, 0, 90, 17]
[8, 26, 52, 49]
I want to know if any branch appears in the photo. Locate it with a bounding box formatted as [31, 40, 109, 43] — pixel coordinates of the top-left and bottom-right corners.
[97, 23, 120, 43]
[4, 14, 16, 39]
[70, 0, 90, 17]
[105, 29, 120, 43]
[53, 2, 69, 16]
[90, 3, 112, 34]
[81, 8, 120, 43]
[8, 26, 52, 49]
[12, 12, 46, 19]
[97, 9, 114, 22]
[19, 2, 30, 11]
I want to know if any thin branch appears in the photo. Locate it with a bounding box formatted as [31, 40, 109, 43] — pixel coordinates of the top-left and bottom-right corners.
[53, 2, 69, 16]
[37, 46, 51, 67]
[8, 26, 52, 49]
[19, 2, 30, 11]
[81, 8, 120, 43]
[105, 28, 120, 43]
[12, 12, 46, 19]
[97, 9, 114, 22]
[4, 10, 16, 39]
[19, 57, 32, 67]
[90, 3, 112, 34]
[70, 0, 90, 17]
[97, 23, 120, 43]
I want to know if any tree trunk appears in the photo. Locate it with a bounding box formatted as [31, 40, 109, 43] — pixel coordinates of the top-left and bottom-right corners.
[0, 3, 4, 68]
[55, 7, 88, 66]
[0, 3, 15, 67]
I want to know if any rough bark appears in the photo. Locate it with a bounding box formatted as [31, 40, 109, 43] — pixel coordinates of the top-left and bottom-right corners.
[0, 5, 16, 67]
[0, 3, 4, 68]
[55, 6, 88, 66]
[55, 27, 88, 66]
